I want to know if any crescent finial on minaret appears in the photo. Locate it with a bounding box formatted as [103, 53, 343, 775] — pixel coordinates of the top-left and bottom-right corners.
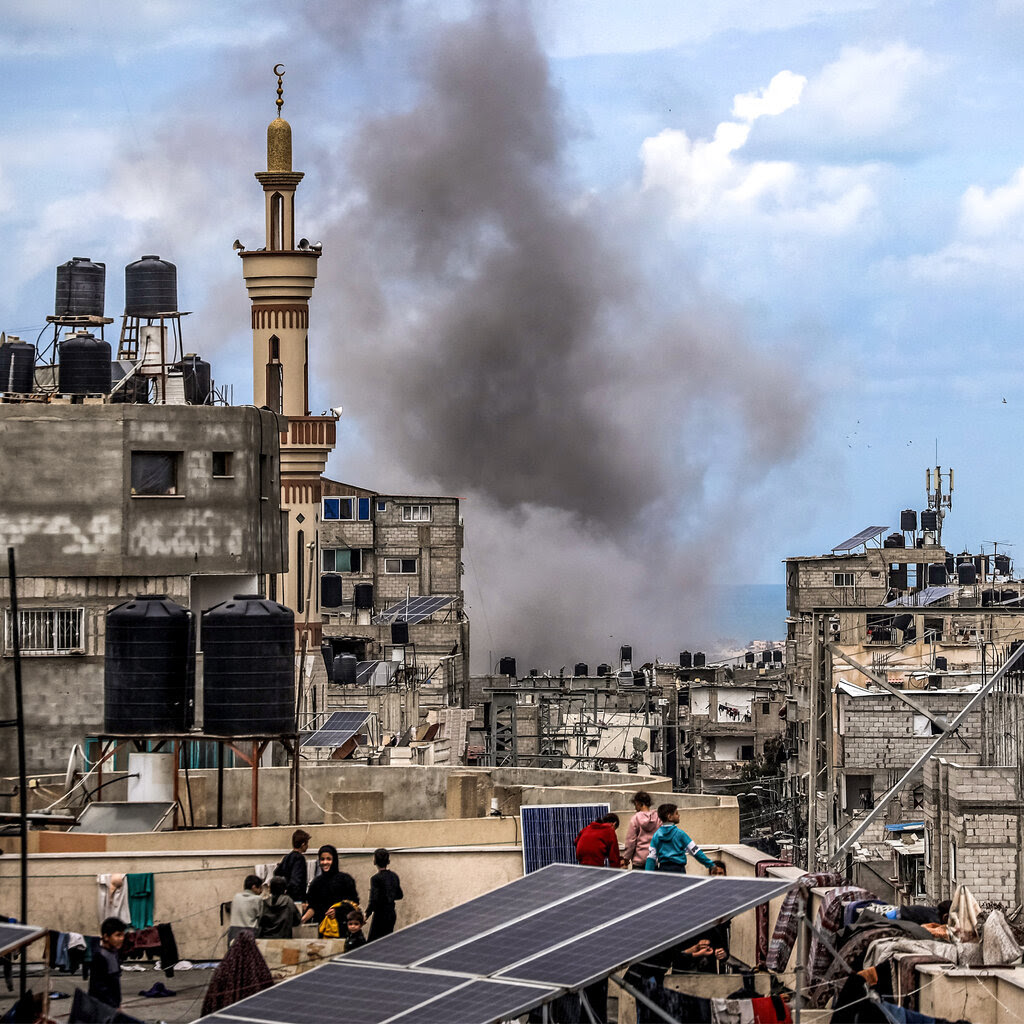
[267, 63, 292, 172]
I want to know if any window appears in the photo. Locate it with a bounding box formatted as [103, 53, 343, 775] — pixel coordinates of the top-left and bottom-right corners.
[6, 607, 84, 655]
[402, 505, 431, 522]
[131, 451, 180, 495]
[376, 500, 387, 512]
[323, 548, 361, 573]
[923, 616, 945, 643]
[739, 744, 755, 761]
[912, 713, 943, 737]
[384, 557, 417, 574]
[358, 497, 371, 521]
[212, 451, 233, 477]
[834, 572, 855, 587]
[296, 530, 304, 614]
[322, 497, 354, 521]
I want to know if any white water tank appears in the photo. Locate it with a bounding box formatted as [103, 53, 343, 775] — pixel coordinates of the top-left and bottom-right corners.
[126, 752, 174, 803]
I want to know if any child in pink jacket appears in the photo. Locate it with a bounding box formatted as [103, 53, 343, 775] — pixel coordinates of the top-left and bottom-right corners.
[622, 791, 661, 868]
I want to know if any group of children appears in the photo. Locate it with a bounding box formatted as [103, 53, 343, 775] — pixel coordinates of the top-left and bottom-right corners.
[228, 830, 403, 953]
[575, 791, 717, 874]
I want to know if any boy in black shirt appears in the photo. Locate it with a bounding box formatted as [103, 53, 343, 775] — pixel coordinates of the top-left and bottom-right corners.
[89, 917, 127, 1010]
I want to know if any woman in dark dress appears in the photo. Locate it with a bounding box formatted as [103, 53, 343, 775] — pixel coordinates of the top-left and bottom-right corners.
[301, 844, 359, 925]
[366, 847, 403, 941]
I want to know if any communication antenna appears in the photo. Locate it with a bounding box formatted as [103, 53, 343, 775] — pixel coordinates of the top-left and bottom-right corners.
[925, 464, 953, 545]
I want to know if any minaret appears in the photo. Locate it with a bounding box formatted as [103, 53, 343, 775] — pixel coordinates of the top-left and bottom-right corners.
[240, 65, 336, 639]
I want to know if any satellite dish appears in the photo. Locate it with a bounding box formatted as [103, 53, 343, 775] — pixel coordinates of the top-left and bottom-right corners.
[632, 737, 648, 753]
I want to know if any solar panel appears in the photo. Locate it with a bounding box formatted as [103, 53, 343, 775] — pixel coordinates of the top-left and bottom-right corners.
[357, 660, 384, 685]
[421, 871, 699, 977]
[886, 586, 954, 607]
[497, 876, 793, 989]
[197, 962, 558, 1024]
[373, 595, 456, 624]
[833, 526, 888, 552]
[345, 864, 614, 968]
[200, 868, 795, 1022]
[301, 711, 370, 748]
[0, 923, 46, 957]
[521, 803, 610, 874]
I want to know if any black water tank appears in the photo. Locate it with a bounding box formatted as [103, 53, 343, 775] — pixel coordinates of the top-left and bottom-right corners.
[889, 564, 908, 589]
[694, 652, 706, 668]
[59, 332, 111, 394]
[927, 564, 947, 586]
[321, 574, 343, 608]
[773, 649, 783, 663]
[900, 509, 917, 532]
[679, 651, 692, 669]
[125, 255, 177, 316]
[110, 362, 148, 404]
[958, 563, 977, 585]
[498, 656, 517, 678]
[333, 653, 357, 685]
[973, 555, 988, 577]
[529, 669, 538, 677]
[0, 340, 35, 394]
[995, 554, 1012, 576]
[1003, 589, 1020, 603]
[945, 553, 956, 574]
[202, 595, 294, 734]
[104, 595, 194, 733]
[744, 652, 755, 665]
[620, 645, 632, 663]
[935, 656, 948, 671]
[55, 257, 105, 317]
[884, 533, 905, 548]
[574, 662, 588, 676]
[175, 354, 212, 405]
[761, 651, 771, 664]
[353, 583, 374, 610]
[391, 621, 409, 645]
[596, 663, 610, 677]
[921, 509, 938, 532]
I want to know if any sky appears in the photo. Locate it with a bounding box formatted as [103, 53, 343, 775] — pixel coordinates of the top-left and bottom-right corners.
[3, 1, 1024, 673]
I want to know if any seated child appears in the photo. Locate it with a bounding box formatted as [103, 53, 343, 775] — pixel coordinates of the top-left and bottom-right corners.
[344, 909, 367, 952]
[256, 875, 301, 939]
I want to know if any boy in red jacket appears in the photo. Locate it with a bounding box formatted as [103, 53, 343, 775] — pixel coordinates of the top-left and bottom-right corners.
[575, 813, 622, 867]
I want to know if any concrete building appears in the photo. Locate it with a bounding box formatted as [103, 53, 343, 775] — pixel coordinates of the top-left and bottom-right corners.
[0, 401, 286, 775]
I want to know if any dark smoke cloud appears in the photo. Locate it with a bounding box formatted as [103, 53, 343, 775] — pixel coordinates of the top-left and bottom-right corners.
[305, 2, 813, 670]
[67, 1, 812, 672]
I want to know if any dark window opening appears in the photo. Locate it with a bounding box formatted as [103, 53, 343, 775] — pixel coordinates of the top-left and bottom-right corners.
[296, 529, 304, 614]
[271, 193, 284, 250]
[131, 451, 179, 495]
[212, 451, 233, 477]
[323, 548, 362, 573]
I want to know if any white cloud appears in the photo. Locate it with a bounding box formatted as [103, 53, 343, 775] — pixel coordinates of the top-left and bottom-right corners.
[732, 70, 806, 122]
[799, 43, 941, 140]
[640, 67, 875, 233]
[960, 168, 1024, 238]
[903, 165, 1024, 282]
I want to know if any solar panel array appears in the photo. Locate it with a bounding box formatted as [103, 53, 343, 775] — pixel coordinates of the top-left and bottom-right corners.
[0, 923, 46, 957]
[520, 803, 609, 873]
[832, 525, 888, 552]
[301, 711, 370, 748]
[199, 865, 793, 1024]
[373, 595, 456, 625]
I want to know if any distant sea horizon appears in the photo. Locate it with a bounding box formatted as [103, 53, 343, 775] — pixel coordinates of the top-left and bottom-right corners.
[707, 583, 787, 654]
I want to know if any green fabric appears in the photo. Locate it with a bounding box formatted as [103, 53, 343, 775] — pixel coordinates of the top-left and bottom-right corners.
[126, 872, 154, 928]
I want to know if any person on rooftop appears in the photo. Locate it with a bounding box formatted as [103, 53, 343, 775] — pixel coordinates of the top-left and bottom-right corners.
[645, 803, 715, 873]
[302, 844, 359, 925]
[622, 791, 661, 869]
[365, 847, 404, 942]
[575, 813, 622, 868]
[275, 828, 311, 903]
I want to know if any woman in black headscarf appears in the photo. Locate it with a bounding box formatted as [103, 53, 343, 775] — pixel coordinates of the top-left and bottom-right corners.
[301, 844, 359, 924]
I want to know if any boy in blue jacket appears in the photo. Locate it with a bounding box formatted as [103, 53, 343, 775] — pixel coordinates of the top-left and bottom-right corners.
[645, 803, 715, 873]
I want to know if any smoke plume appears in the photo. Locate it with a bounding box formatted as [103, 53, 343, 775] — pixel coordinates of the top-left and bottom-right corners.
[308, 4, 810, 671]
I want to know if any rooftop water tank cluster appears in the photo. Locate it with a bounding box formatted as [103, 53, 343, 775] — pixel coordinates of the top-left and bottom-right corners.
[1, 254, 213, 403]
[104, 595, 296, 735]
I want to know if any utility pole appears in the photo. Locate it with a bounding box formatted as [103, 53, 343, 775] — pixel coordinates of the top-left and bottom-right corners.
[7, 548, 28, 998]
